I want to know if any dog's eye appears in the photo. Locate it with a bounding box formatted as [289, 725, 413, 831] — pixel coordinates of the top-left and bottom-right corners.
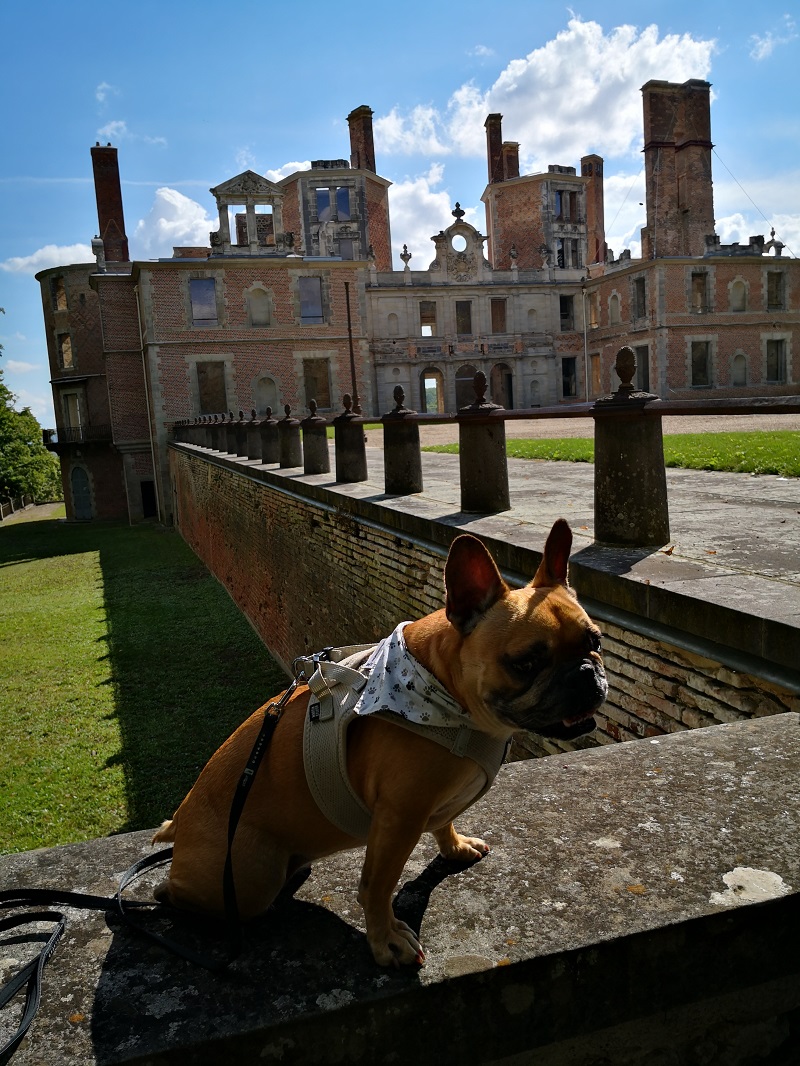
[507, 644, 548, 680]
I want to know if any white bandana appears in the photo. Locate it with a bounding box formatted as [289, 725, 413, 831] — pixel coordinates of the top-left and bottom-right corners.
[353, 622, 471, 727]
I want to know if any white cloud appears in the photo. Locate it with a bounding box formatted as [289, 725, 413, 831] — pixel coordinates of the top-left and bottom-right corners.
[5, 360, 38, 374]
[749, 16, 797, 61]
[375, 105, 451, 157]
[132, 188, 215, 257]
[97, 119, 167, 148]
[235, 146, 256, 171]
[469, 45, 495, 58]
[387, 164, 481, 268]
[0, 243, 95, 274]
[265, 161, 310, 182]
[375, 18, 715, 168]
[95, 81, 119, 104]
[10, 387, 52, 422]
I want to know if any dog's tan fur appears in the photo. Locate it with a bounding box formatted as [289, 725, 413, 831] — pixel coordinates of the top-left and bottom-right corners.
[153, 520, 605, 966]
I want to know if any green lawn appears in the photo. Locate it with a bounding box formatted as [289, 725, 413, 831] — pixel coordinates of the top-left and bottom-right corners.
[425, 431, 800, 478]
[0, 510, 286, 854]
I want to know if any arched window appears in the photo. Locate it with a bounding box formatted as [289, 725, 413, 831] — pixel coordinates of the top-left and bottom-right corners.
[71, 466, 92, 521]
[248, 287, 271, 327]
[732, 353, 747, 387]
[387, 312, 399, 337]
[529, 379, 541, 407]
[420, 367, 445, 413]
[490, 362, 514, 408]
[455, 364, 478, 409]
[527, 308, 537, 331]
[730, 280, 746, 312]
[256, 376, 279, 415]
[609, 293, 621, 324]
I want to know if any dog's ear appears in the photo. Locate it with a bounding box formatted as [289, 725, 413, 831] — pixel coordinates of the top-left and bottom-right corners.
[530, 519, 573, 588]
[445, 534, 508, 634]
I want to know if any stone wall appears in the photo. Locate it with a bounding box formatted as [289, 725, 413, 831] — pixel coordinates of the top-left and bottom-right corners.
[170, 447, 798, 757]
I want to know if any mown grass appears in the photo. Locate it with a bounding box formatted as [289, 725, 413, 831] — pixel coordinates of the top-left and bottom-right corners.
[0, 511, 286, 854]
[425, 431, 800, 477]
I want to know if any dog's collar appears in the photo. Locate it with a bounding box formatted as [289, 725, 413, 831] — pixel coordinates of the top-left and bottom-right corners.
[353, 623, 471, 728]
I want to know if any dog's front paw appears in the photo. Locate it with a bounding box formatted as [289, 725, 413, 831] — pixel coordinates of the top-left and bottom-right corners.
[435, 825, 490, 862]
[370, 919, 425, 968]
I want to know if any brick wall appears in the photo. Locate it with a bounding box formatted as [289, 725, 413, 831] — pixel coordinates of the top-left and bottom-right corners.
[170, 448, 798, 758]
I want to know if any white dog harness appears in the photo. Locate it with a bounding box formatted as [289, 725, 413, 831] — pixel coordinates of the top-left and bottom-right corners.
[296, 624, 509, 839]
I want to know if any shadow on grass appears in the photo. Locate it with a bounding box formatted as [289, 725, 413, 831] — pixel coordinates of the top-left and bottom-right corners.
[0, 518, 287, 837]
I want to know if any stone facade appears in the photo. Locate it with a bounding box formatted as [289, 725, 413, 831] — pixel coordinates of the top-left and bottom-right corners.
[38, 79, 798, 523]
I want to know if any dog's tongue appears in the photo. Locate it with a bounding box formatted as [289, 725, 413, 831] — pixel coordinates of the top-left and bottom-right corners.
[539, 717, 597, 741]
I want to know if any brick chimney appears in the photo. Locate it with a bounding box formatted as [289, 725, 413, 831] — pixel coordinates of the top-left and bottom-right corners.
[581, 154, 607, 265]
[485, 114, 504, 184]
[640, 80, 714, 258]
[347, 106, 376, 173]
[502, 142, 520, 180]
[91, 143, 129, 263]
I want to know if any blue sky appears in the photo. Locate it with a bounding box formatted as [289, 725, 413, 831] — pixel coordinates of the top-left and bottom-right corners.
[1, 1, 797, 424]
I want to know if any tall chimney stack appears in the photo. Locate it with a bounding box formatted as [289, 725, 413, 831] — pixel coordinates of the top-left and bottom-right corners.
[485, 114, 504, 184]
[347, 106, 376, 173]
[91, 143, 129, 264]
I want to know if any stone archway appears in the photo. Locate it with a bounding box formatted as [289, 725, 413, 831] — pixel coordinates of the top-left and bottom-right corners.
[490, 362, 514, 409]
[420, 367, 445, 413]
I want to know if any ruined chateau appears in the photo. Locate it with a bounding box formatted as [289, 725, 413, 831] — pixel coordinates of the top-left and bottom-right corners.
[37, 79, 797, 523]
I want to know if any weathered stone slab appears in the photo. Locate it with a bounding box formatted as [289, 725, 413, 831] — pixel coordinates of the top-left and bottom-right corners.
[2, 715, 799, 1064]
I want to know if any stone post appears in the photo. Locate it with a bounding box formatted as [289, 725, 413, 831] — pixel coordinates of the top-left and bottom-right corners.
[382, 386, 422, 495]
[592, 346, 670, 546]
[301, 400, 331, 476]
[457, 372, 510, 513]
[224, 411, 238, 454]
[259, 408, 279, 464]
[246, 410, 261, 460]
[333, 394, 368, 483]
[233, 411, 248, 457]
[209, 416, 223, 451]
[278, 405, 303, 468]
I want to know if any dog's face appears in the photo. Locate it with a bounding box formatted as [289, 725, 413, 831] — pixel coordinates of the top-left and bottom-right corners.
[443, 519, 607, 740]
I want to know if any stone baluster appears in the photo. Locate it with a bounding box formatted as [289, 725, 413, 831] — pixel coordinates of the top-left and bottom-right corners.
[456, 371, 510, 513]
[382, 386, 422, 495]
[592, 345, 670, 546]
[233, 410, 248, 457]
[278, 405, 303, 468]
[333, 394, 368, 483]
[224, 411, 238, 455]
[246, 409, 261, 460]
[259, 407, 280, 464]
[301, 400, 331, 476]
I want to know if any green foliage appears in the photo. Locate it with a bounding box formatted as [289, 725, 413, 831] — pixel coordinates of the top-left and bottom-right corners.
[0, 514, 287, 853]
[0, 368, 62, 501]
[424, 432, 799, 477]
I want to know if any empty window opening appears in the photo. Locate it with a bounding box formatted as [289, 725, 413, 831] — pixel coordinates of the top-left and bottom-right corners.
[419, 301, 437, 337]
[691, 342, 711, 387]
[299, 277, 324, 324]
[197, 361, 227, 414]
[303, 358, 332, 408]
[556, 238, 581, 269]
[190, 278, 218, 327]
[234, 205, 274, 247]
[51, 276, 67, 312]
[635, 345, 650, 392]
[561, 357, 577, 398]
[62, 392, 82, 429]
[559, 295, 574, 332]
[140, 480, 157, 519]
[455, 300, 473, 335]
[338, 238, 354, 260]
[491, 299, 507, 334]
[767, 272, 785, 310]
[336, 187, 351, 221]
[766, 339, 786, 383]
[57, 333, 74, 369]
[555, 189, 578, 221]
[420, 368, 445, 413]
[691, 273, 709, 313]
[490, 362, 514, 408]
[633, 278, 647, 319]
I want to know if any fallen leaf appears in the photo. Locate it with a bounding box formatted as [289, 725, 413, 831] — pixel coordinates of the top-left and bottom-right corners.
[660, 546, 674, 556]
[705, 550, 717, 555]
[497, 957, 512, 966]
[69, 1013, 86, 1025]
[626, 884, 647, 895]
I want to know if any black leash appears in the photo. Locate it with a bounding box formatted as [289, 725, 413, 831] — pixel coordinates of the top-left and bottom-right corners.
[0, 657, 322, 1064]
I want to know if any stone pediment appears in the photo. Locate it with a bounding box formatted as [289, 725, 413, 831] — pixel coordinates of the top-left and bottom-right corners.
[210, 171, 284, 202]
[426, 208, 491, 283]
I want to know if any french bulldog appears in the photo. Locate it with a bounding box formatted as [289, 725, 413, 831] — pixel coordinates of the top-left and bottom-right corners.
[153, 518, 606, 966]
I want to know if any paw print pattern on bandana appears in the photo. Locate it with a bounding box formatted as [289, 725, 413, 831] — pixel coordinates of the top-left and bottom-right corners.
[353, 622, 470, 727]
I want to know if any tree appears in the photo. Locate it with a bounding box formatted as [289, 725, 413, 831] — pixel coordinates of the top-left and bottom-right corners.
[0, 311, 63, 502]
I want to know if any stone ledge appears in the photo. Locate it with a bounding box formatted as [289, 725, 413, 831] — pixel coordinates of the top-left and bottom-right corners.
[2, 715, 799, 1064]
